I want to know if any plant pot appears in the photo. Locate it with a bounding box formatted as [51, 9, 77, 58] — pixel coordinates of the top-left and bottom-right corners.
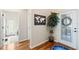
[49, 36, 54, 42]
[49, 30, 53, 33]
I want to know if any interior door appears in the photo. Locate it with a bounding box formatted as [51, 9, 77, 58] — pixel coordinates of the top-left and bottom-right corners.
[59, 10, 78, 49]
[5, 12, 19, 43]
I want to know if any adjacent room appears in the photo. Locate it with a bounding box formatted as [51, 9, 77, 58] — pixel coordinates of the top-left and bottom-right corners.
[0, 9, 79, 50]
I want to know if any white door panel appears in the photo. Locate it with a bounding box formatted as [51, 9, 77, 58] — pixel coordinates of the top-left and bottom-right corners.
[59, 10, 78, 49]
[5, 12, 19, 36]
[4, 12, 19, 43]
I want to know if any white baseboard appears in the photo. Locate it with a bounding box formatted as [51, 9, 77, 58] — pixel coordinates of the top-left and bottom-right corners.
[30, 40, 48, 49]
[18, 39, 29, 42]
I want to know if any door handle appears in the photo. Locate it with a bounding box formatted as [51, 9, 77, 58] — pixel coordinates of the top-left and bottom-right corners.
[74, 31, 77, 32]
[74, 28, 77, 29]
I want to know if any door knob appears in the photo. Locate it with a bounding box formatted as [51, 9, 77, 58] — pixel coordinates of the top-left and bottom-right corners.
[74, 28, 77, 29]
[74, 31, 76, 32]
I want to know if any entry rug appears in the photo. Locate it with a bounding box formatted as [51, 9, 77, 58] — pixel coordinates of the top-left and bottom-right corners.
[50, 45, 69, 50]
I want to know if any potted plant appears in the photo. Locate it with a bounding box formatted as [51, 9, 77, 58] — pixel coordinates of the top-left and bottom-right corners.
[47, 12, 59, 42]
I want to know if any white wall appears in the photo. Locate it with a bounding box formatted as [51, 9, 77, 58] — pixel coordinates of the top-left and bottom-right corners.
[19, 10, 28, 41]
[29, 9, 53, 48]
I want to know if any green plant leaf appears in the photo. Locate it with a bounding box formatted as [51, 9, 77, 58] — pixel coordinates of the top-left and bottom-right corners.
[47, 12, 59, 29]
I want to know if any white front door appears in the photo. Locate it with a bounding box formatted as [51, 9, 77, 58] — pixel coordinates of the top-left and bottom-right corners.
[59, 10, 78, 49]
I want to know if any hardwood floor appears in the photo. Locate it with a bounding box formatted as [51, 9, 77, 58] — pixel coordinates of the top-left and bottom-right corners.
[32, 42, 76, 50]
[16, 41, 75, 50]
[32, 41, 55, 50]
[0, 40, 55, 50]
[0, 40, 75, 50]
[16, 41, 56, 50]
[15, 40, 30, 50]
[0, 40, 30, 50]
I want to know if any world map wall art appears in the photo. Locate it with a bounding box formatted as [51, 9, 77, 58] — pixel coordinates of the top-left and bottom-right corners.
[34, 14, 46, 25]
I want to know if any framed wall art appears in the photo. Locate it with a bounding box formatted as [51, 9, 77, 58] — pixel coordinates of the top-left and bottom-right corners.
[34, 14, 46, 25]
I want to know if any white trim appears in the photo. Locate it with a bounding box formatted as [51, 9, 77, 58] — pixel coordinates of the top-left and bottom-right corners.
[18, 39, 28, 42]
[30, 40, 48, 49]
